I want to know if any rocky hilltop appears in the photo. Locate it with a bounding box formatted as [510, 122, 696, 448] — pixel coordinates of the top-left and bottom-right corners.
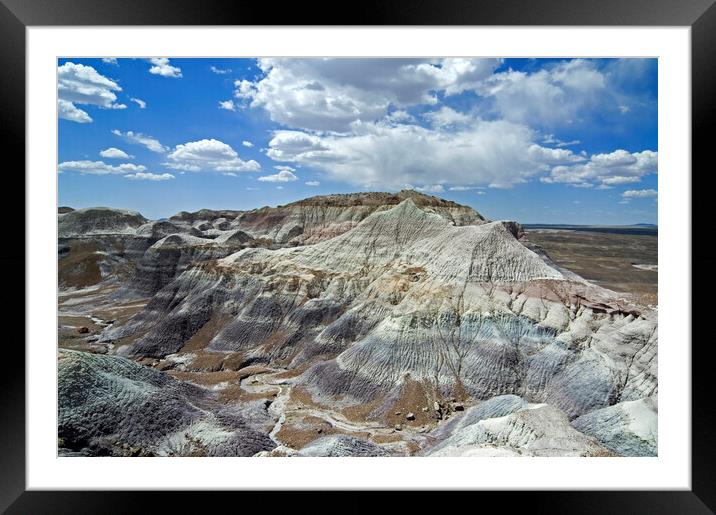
[169, 208, 245, 225]
[59, 207, 147, 238]
[57, 191, 657, 457]
[59, 190, 487, 295]
[231, 189, 487, 245]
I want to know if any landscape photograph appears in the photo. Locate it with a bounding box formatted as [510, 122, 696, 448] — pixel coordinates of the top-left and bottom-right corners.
[57, 57, 658, 458]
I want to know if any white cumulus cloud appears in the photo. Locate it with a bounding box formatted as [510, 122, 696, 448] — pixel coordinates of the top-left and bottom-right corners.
[112, 129, 168, 153]
[232, 58, 501, 131]
[148, 58, 182, 78]
[130, 97, 146, 108]
[266, 119, 584, 189]
[423, 106, 471, 128]
[99, 147, 133, 159]
[124, 172, 175, 181]
[242, 140, 254, 148]
[58, 160, 146, 175]
[305, 180, 320, 186]
[219, 100, 236, 111]
[542, 149, 657, 188]
[476, 59, 608, 127]
[542, 134, 581, 147]
[58, 62, 125, 123]
[58, 99, 92, 123]
[258, 170, 298, 182]
[415, 184, 445, 193]
[164, 139, 260, 172]
[622, 188, 657, 199]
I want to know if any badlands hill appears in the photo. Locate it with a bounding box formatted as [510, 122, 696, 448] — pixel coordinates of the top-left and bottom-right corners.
[57, 191, 657, 457]
[59, 190, 487, 294]
[58, 207, 147, 238]
[230, 189, 486, 244]
[58, 349, 274, 456]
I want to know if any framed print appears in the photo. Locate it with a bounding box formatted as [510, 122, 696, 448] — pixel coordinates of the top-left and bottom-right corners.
[2, 0, 715, 511]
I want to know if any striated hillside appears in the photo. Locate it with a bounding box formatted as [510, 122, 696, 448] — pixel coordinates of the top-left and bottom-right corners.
[59, 207, 147, 238]
[58, 190, 486, 293]
[169, 208, 245, 225]
[58, 349, 274, 456]
[231, 189, 487, 245]
[57, 192, 657, 457]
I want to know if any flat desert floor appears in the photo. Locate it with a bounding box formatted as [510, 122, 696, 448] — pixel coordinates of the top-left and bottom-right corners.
[525, 229, 657, 305]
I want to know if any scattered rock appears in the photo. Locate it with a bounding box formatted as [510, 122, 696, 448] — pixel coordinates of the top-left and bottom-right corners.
[453, 403, 464, 411]
[422, 407, 429, 412]
[394, 424, 402, 431]
[406, 412, 416, 421]
[394, 411, 402, 416]
[433, 401, 441, 411]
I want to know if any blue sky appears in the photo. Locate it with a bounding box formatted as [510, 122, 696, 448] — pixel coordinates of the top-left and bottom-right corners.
[58, 57, 658, 224]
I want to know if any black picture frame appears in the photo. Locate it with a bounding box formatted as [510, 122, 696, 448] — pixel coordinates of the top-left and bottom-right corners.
[2, 0, 714, 512]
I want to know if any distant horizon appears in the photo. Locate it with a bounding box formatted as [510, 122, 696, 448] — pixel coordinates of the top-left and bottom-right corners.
[58, 57, 658, 225]
[57, 188, 658, 227]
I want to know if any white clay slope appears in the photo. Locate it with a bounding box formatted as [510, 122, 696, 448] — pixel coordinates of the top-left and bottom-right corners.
[220, 199, 563, 283]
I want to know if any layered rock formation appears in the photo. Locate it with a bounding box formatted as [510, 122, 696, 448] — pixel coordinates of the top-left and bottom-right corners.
[426, 401, 610, 457]
[572, 397, 657, 456]
[231, 189, 487, 245]
[59, 207, 147, 238]
[58, 191, 658, 457]
[58, 349, 274, 456]
[169, 208, 244, 225]
[126, 230, 258, 295]
[59, 191, 485, 293]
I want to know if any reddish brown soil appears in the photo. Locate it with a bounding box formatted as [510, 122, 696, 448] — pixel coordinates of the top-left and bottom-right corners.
[180, 313, 234, 352]
[58, 241, 103, 288]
